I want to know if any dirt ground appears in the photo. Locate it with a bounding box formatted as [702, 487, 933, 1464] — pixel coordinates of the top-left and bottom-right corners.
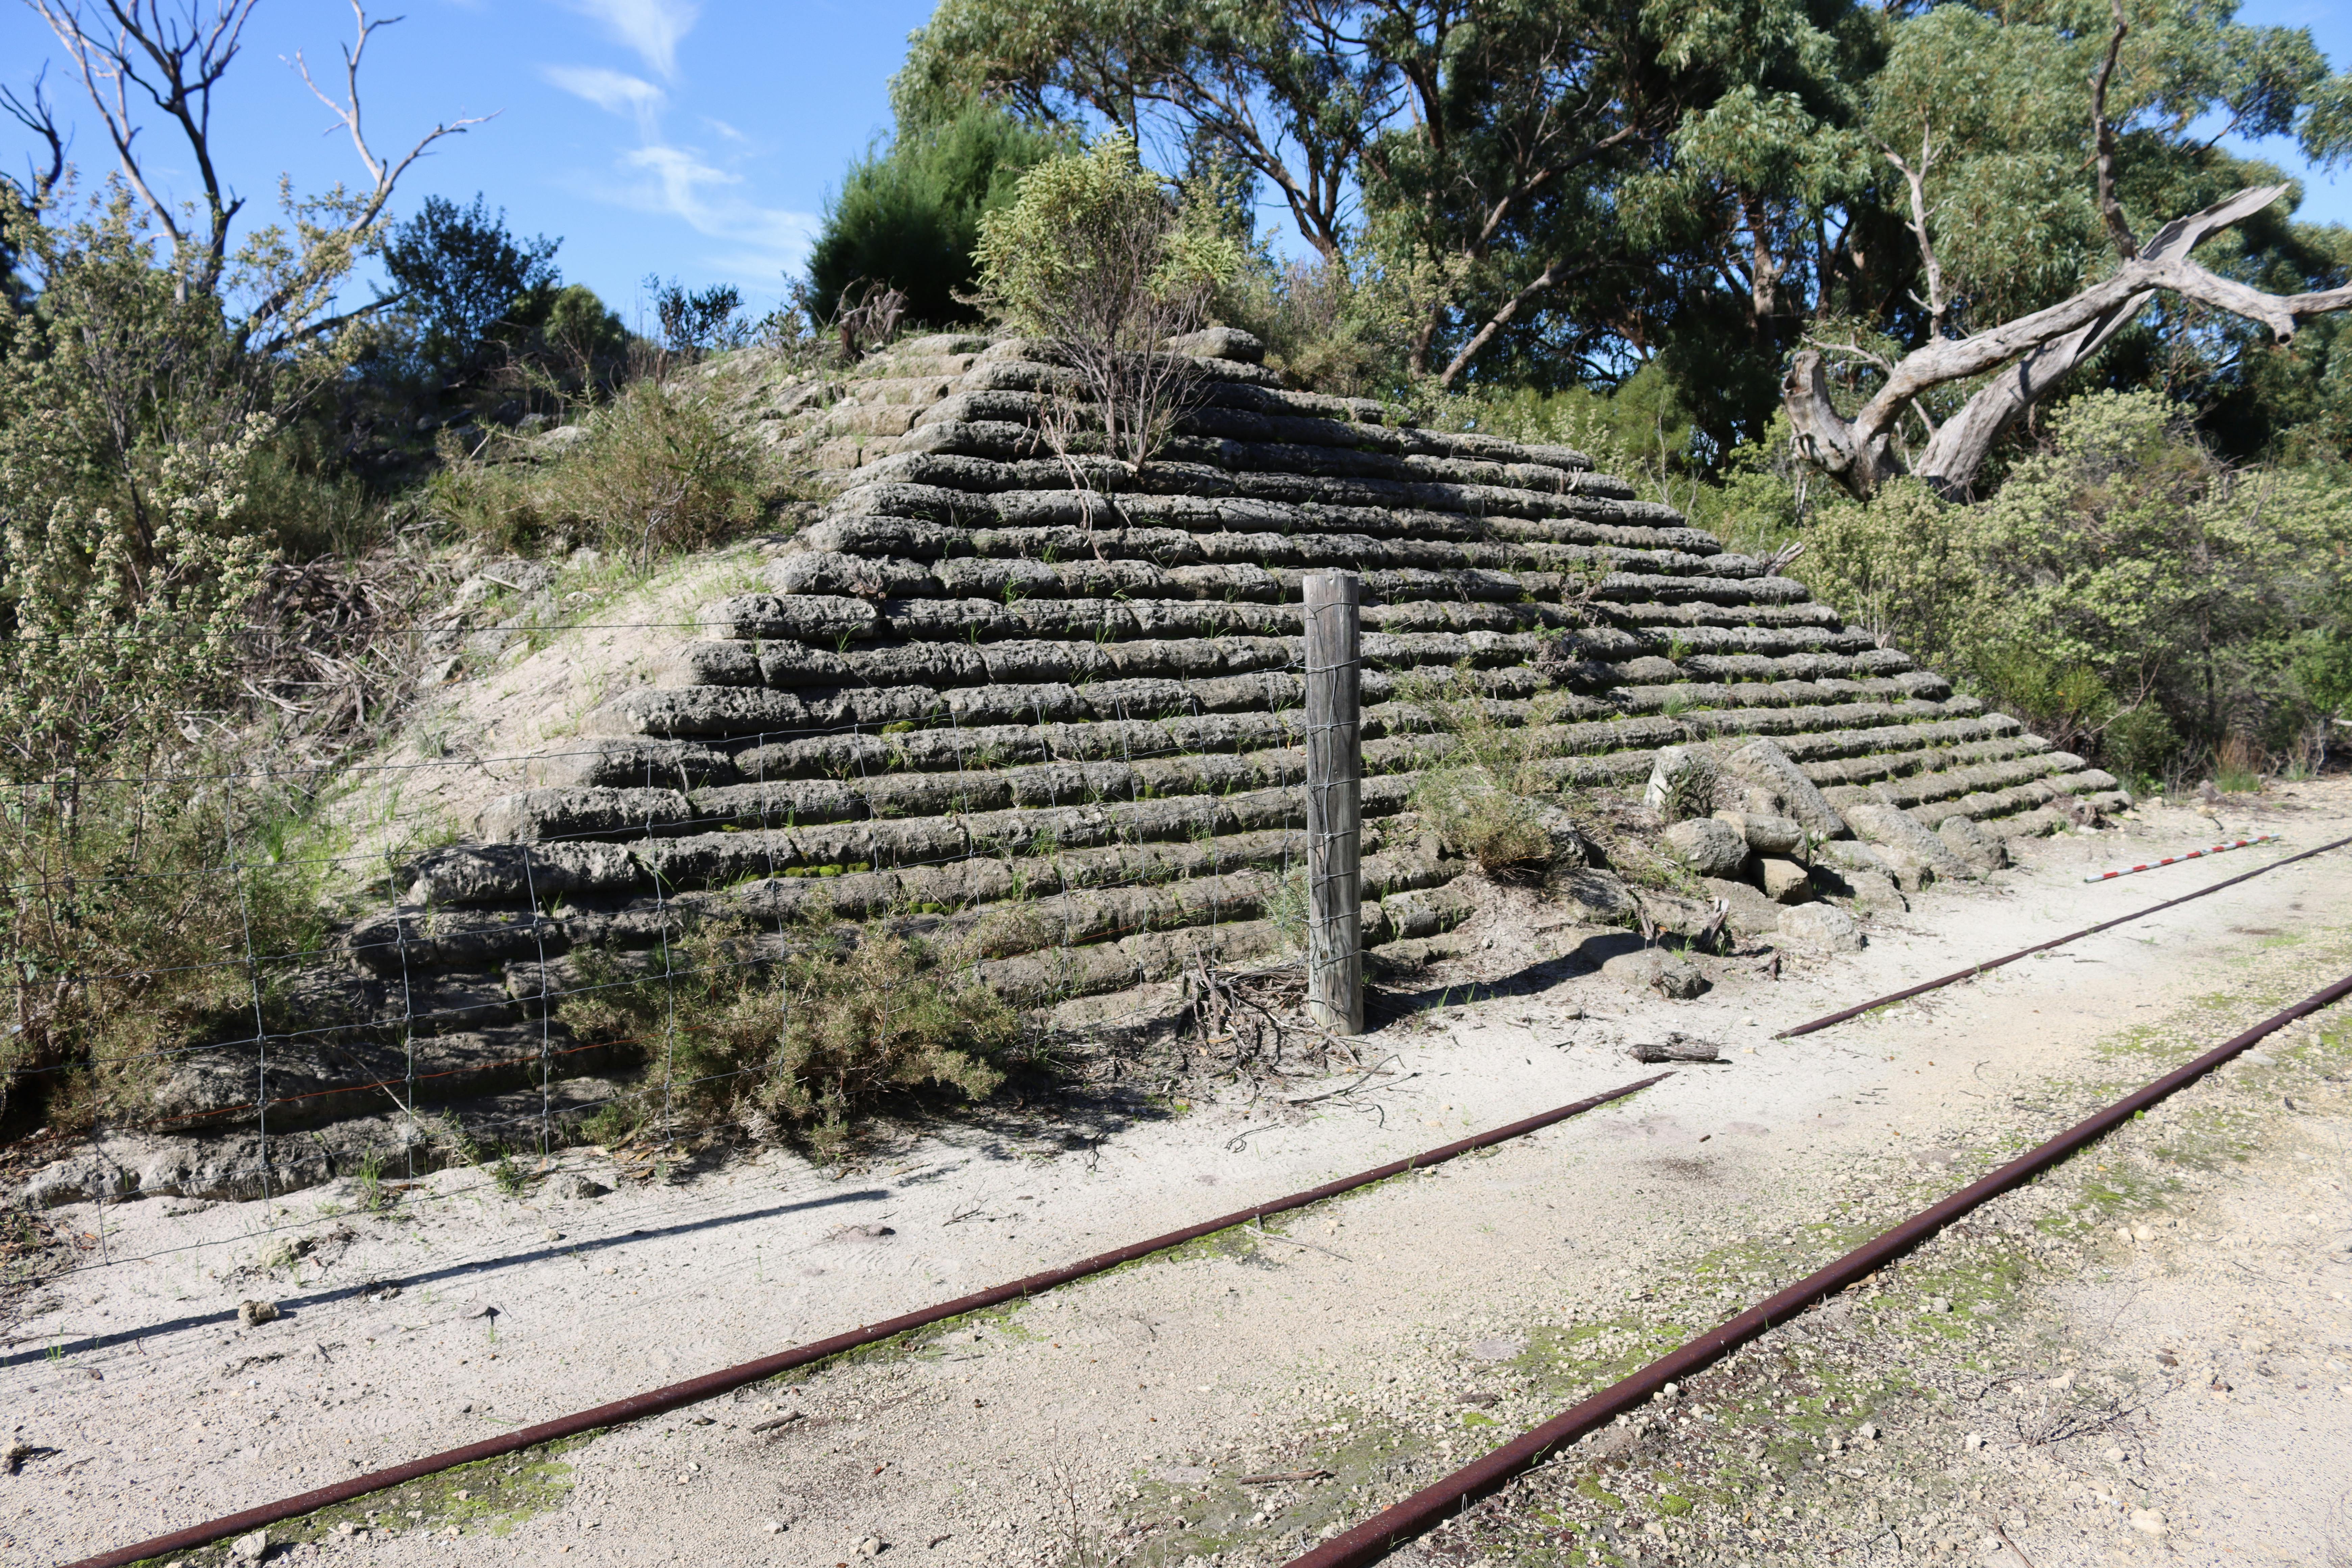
[7, 783, 2351, 1568]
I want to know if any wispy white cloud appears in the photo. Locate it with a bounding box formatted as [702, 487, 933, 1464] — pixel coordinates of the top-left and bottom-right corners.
[542, 64, 665, 136]
[618, 143, 819, 274]
[539, 0, 815, 285]
[562, 0, 700, 80]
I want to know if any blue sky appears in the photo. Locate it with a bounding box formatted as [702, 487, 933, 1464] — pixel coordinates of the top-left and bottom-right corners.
[1, 0, 938, 317]
[1, 0, 2347, 320]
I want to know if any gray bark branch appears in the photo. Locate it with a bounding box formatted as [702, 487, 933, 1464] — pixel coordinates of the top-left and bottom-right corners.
[1783, 185, 2351, 499]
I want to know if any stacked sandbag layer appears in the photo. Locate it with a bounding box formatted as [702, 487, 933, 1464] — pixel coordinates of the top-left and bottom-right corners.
[116, 332, 2124, 1151]
[443, 332, 2123, 990]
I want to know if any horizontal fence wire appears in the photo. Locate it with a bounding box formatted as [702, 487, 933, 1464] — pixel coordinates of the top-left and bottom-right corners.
[0, 699, 1333, 791]
[4, 643, 1383, 1246]
[0, 850, 1304, 1084]
[15, 943, 1260, 1293]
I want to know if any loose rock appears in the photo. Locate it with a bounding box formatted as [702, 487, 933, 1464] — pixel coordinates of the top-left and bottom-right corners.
[1846, 801, 1972, 881]
[1720, 736, 1849, 838]
[1779, 903, 1862, 951]
[1700, 876, 1786, 938]
[1715, 808, 1807, 856]
[1841, 869, 1908, 913]
[1757, 856, 1814, 903]
[1663, 816, 1747, 879]
[1936, 812, 2008, 871]
[1642, 952, 1710, 999]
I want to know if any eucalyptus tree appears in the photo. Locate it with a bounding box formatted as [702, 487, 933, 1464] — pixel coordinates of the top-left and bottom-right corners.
[897, 0, 2352, 485]
[1775, 0, 2352, 497]
[895, 0, 1851, 384]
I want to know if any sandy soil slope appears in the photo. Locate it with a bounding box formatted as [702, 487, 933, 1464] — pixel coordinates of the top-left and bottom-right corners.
[7, 784, 2350, 1568]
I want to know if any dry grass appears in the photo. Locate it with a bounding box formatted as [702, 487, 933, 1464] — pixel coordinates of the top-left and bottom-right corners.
[426, 375, 787, 564]
[232, 555, 459, 769]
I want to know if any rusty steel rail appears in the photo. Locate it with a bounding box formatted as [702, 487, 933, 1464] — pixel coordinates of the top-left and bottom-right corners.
[1778, 832, 2351, 1039]
[1287, 969, 2352, 1568]
[57, 1076, 1671, 1568]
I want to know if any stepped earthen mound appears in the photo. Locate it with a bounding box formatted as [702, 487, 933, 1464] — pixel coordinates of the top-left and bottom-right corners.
[23, 330, 2124, 1205]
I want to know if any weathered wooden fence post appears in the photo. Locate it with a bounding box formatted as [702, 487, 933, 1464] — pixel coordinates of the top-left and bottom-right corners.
[1303, 569, 1363, 1034]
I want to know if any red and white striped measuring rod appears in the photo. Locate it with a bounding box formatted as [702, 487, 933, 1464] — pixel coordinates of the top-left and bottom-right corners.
[2085, 834, 2281, 882]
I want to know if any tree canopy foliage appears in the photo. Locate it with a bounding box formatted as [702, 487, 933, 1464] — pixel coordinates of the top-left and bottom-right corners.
[877, 0, 2352, 776]
[807, 103, 1063, 326]
[897, 0, 2352, 474]
[381, 194, 560, 376]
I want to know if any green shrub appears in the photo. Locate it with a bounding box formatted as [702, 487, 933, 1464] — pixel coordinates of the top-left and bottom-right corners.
[808, 103, 1060, 327]
[0, 777, 325, 1133]
[427, 375, 773, 561]
[1776, 393, 2352, 774]
[1216, 255, 1410, 398]
[239, 424, 388, 560]
[975, 133, 1243, 469]
[1266, 862, 1309, 953]
[561, 914, 1016, 1147]
[2101, 705, 2181, 787]
[543, 285, 631, 372]
[1782, 477, 1972, 665]
[0, 190, 286, 773]
[1965, 643, 2115, 756]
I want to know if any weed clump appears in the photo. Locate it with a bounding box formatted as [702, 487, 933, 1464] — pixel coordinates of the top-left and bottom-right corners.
[427, 375, 783, 563]
[561, 914, 1018, 1149]
[1397, 671, 1580, 880]
[1411, 772, 1559, 879]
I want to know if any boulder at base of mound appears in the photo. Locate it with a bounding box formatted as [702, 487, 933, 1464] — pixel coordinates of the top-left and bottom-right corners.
[1758, 856, 1815, 903]
[1701, 877, 1786, 939]
[1937, 813, 2009, 872]
[1845, 801, 1973, 882]
[1664, 817, 1747, 879]
[1780, 903, 1863, 951]
[1720, 736, 1848, 839]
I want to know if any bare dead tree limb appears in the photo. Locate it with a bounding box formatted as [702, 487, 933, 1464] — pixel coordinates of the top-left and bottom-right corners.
[25, 0, 261, 287]
[1879, 121, 1948, 341]
[289, 0, 491, 236]
[1785, 1, 2352, 501]
[2091, 0, 2139, 261]
[1784, 184, 2350, 500]
[0, 66, 69, 204]
[24, 0, 488, 349]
